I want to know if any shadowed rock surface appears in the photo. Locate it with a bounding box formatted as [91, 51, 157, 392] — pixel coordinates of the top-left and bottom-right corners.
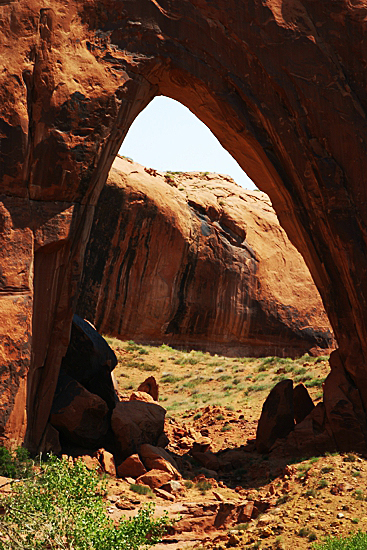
[77, 157, 333, 358]
[3, 0, 367, 452]
[61, 314, 118, 409]
[256, 379, 295, 453]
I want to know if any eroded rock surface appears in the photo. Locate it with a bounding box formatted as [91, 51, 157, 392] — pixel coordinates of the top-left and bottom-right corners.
[3, 0, 367, 451]
[50, 372, 109, 448]
[77, 158, 333, 357]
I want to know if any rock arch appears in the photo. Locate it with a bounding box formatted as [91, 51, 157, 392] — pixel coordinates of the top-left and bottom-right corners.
[1, 0, 367, 451]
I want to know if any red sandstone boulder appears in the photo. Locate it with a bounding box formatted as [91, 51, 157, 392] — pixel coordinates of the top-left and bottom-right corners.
[256, 380, 295, 453]
[137, 377, 159, 401]
[279, 402, 336, 456]
[50, 372, 109, 448]
[160, 480, 183, 494]
[293, 383, 315, 424]
[97, 448, 116, 476]
[117, 454, 147, 478]
[111, 401, 166, 459]
[77, 158, 333, 358]
[190, 450, 220, 472]
[129, 391, 155, 403]
[79, 455, 101, 471]
[139, 443, 181, 478]
[136, 469, 173, 489]
[154, 487, 175, 501]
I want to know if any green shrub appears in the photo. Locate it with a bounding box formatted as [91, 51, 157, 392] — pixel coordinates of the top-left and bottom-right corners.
[0, 446, 33, 479]
[129, 483, 154, 497]
[184, 480, 194, 489]
[344, 453, 357, 463]
[160, 375, 181, 384]
[0, 456, 170, 549]
[318, 478, 328, 489]
[305, 378, 324, 388]
[248, 384, 268, 392]
[160, 344, 175, 352]
[314, 531, 367, 549]
[315, 355, 329, 363]
[139, 363, 158, 372]
[221, 424, 232, 432]
[196, 480, 212, 494]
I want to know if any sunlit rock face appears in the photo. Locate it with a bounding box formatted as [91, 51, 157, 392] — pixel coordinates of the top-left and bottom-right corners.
[77, 157, 333, 358]
[2, 0, 367, 451]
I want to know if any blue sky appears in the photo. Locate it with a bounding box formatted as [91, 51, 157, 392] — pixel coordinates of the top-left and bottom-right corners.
[119, 96, 255, 189]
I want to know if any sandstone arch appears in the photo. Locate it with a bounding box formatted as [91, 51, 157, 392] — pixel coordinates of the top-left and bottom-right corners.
[1, 0, 367, 452]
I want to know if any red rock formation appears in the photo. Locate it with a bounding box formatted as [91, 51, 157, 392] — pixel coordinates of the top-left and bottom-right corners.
[77, 157, 333, 357]
[3, 0, 367, 451]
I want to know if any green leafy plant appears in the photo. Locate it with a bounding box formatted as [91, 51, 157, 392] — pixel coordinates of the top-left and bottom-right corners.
[0, 446, 33, 479]
[313, 530, 367, 549]
[0, 456, 171, 549]
[196, 480, 212, 494]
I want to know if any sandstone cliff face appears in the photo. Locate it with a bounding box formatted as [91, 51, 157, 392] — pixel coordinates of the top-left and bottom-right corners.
[2, 0, 367, 451]
[77, 157, 333, 357]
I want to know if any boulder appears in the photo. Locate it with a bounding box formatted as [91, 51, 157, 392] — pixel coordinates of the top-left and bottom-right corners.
[50, 372, 109, 448]
[117, 454, 147, 478]
[190, 450, 220, 472]
[79, 455, 101, 471]
[256, 380, 295, 453]
[97, 448, 116, 476]
[111, 401, 166, 459]
[129, 391, 155, 404]
[137, 377, 159, 401]
[154, 487, 175, 501]
[160, 480, 183, 494]
[136, 469, 174, 489]
[279, 403, 336, 456]
[293, 383, 315, 424]
[139, 443, 181, 478]
[60, 315, 118, 409]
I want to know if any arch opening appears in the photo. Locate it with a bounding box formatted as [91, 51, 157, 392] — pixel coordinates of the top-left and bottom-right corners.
[119, 96, 256, 190]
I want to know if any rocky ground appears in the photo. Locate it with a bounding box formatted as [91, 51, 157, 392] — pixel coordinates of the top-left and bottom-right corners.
[2, 339, 365, 549]
[98, 339, 367, 549]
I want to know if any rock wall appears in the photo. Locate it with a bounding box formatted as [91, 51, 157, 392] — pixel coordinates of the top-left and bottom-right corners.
[77, 157, 333, 357]
[2, 0, 367, 451]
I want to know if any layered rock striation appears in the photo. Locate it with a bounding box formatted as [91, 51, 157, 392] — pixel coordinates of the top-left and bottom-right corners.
[77, 157, 333, 357]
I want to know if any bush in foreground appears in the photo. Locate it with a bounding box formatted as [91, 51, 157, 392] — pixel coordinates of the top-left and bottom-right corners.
[0, 455, 171, 549]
